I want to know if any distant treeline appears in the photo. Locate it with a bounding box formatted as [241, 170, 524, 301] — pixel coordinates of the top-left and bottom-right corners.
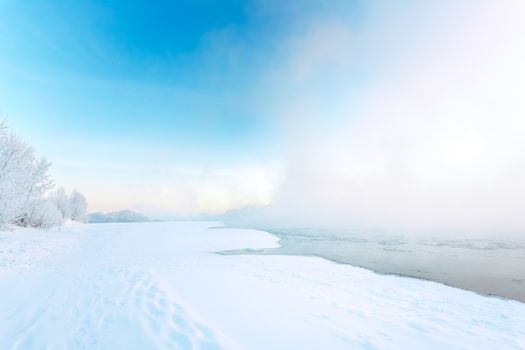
[88, 209, 152, 223]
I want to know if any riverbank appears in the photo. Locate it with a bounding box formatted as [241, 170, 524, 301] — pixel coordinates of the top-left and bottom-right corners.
[1, 222, 524, 349]
[226, 227, 525, 302]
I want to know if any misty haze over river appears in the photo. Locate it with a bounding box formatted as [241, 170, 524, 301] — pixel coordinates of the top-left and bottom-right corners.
[224, 227, 525, 303]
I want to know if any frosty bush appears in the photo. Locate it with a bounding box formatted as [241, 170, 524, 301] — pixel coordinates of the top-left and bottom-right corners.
[19, 198, 64, 229]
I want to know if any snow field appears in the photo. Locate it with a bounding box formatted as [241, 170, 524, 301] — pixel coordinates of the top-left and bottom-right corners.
[0, 221, 524, 349]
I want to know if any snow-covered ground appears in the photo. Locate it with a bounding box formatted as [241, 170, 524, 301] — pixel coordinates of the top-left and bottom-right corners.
[0, 222, 524, 349]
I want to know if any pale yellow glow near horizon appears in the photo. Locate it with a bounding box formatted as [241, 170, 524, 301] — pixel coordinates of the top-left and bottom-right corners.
[55, 165, 279, 217]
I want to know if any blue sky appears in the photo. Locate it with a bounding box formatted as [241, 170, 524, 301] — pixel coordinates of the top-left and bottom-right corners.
[0, 0, 476, 216]
[0, 0, 370, 215]
[0, 0, 311, 214]
[2, 0, 524, 228]
[0, 0, 277, 152]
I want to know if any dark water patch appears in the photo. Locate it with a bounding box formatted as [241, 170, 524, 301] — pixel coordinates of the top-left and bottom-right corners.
[221, 227, 525, 303]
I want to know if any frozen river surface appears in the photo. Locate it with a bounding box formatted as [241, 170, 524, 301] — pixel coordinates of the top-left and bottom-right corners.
[240, 227, 525, 302]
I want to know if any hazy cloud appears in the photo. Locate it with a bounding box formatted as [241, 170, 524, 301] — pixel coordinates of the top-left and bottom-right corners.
[253, 0, 525, 233]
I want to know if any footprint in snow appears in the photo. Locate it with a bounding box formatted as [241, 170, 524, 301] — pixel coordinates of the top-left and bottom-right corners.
[127, 271, 223, 350]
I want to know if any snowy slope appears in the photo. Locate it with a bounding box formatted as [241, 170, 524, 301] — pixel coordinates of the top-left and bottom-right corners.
[0, 222, 524, 349]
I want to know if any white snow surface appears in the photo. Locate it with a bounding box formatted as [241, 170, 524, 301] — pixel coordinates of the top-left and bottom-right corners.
[0, 221, 524, 349]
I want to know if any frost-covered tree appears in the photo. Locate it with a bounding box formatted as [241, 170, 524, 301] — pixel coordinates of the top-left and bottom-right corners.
[69, 190, 88, 222]
[16, 157, 54, 226]
[0, 121, 69, 229]
[0, 121, 54, 226]
[50, 187, 71, 220]
[0, 129, 54, 227]
[0, 121, 88, 229]
[0, 121, 29, 225]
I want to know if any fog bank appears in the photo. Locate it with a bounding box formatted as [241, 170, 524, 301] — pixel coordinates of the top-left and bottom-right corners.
[253, 0, 525, 234]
